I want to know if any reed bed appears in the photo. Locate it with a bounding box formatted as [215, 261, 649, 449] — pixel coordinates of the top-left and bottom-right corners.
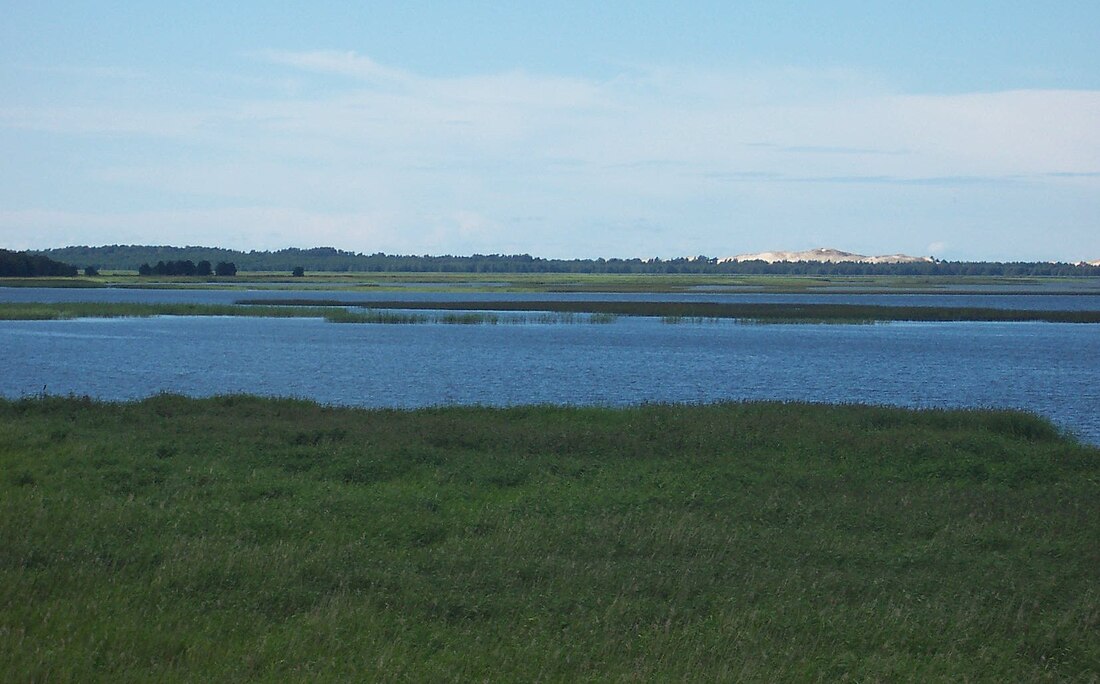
[5, 300, 1100, 325]
[239, 298, 1100, 323]
[0, 303, 618, 326]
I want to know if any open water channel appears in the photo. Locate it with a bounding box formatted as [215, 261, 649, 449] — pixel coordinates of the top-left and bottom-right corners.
[2, 287, 1099, 443]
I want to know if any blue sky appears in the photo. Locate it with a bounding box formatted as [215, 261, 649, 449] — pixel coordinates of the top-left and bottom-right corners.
[2, 2, 1098, 260]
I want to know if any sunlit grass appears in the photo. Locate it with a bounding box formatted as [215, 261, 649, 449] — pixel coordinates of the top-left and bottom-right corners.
[2, 396, 1098, 680]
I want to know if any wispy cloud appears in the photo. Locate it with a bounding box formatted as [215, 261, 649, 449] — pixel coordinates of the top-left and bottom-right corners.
[704, 172, 1037, 187]
[18, 64, 147, 80]
[746, 142, 910, 156]
[2, 52, 1099, 259]
[1042, 171, 1100, 178]
[257, 50, 412, 85]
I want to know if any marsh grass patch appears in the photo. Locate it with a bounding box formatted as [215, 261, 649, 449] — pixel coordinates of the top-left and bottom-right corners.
[1, 396, 1098, 680]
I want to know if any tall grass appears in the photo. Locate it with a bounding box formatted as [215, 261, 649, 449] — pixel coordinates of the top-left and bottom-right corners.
[2, 397, 1098, 680]
[8, 300, 1098, 325]
[241, 298, 1100, 324]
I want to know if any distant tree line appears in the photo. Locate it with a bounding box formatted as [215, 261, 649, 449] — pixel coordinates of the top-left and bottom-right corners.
[31, 245, 1100, 277]
[0, 249, 78, 277]
[137, 260, 236, 276]
[41, 245, 361, 273]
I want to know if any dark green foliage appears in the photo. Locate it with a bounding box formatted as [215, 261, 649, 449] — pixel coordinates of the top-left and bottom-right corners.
[196, 260, 212, 277]
[83, 266, 99, 277]
[141, 260, 198, 276]
[0, 248, 77, 277]
[1, 397, 1098, 680]
[214, 261, 237, 277]
[291, 266, 305, 277]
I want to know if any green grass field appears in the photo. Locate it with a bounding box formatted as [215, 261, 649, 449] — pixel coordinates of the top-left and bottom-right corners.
[6, 271, 1100, 294]
[2, 396, 1098, 680]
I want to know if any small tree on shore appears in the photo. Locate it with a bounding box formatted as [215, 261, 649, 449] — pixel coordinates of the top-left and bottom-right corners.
[292, 266, 305, 277]
[215, 261, 237, 277]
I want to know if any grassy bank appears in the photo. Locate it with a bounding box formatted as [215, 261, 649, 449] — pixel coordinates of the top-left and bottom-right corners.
[0, 302, 617, 325]
[2, 396, 1098, 680]
[7, 272, 1100, 294]
[242, 298, 1100, 324]
[4, 300, 1100, 325]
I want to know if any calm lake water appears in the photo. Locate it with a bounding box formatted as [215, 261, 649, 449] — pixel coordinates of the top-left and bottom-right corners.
[2, 314, 1098, 444]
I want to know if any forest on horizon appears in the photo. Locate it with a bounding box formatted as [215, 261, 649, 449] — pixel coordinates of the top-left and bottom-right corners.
[16, 245, 1100, 277]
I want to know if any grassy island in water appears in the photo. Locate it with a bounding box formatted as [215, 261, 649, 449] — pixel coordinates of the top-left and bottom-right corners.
[4, 300, 1100, 324]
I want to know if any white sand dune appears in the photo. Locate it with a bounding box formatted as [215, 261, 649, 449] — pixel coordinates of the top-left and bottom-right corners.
[719, 247, 933, 264]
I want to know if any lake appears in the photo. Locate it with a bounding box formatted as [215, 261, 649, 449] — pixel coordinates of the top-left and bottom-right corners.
[2, 313, 1098, 444]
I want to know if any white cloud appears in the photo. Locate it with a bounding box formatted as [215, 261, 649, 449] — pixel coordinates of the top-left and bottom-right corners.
[2, 52, 1099, 259]
[238, 54, 1100, 180]
[258, 50, 412, 85]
